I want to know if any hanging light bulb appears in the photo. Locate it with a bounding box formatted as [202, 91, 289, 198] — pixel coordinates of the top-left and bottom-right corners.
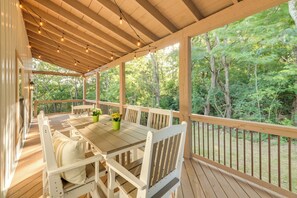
[38, 27, 41, 34]
[119, 16, 123, 25]
[28, 45, 32, 49]
[74, 60, 77, 66]
[85, 45, 89, 53]
[39, 19, 43, 26]
[38, 55, 41, 59]
[19, 2, 23, 8]
[110, 55, 114, 60]
[60, 33, 64, 42]
[137, 40, 141, 47]
[134, 53, 136, 59]
[57, 46, 60, 53]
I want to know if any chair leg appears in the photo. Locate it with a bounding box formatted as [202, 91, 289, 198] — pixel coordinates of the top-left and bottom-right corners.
[108, 167, 116, 198]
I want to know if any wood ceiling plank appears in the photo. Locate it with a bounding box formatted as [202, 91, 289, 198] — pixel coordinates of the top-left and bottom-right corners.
[22, 1, 124, 56]
[31, 46, 95, 72]
[135, 0, 178, 33]
[32, 70, 82, 77]
[34, 0, 133, 52]
[29, 36, 100, 68]
[96, 0, 159, 41]
[182, 0, 204, 21]
[62, 0, 139, 46]
[26, 27, 107, 65]
[23, 12, 112, 59]
[32, 52, 85, 73]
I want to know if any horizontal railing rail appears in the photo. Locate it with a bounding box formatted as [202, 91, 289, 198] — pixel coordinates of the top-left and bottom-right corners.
[190, 113, 297, 197]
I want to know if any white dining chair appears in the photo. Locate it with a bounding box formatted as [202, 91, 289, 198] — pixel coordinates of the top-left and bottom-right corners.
[124, 105, 141, 124]
[147, 108, 173, 130]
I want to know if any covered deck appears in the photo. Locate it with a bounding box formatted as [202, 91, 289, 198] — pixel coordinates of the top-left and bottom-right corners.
[1, 0, 297, 197]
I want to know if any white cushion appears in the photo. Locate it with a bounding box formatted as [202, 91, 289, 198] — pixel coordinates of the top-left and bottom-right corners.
[52, 131, 86, 184]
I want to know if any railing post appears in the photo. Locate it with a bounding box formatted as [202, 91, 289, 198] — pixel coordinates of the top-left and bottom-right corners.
[83, 77, 86, 105]
[96, 72, 100, 108]
[34, 100, 38, 118]
[179, 35, 192, 159]
[119, 62, 126, 114]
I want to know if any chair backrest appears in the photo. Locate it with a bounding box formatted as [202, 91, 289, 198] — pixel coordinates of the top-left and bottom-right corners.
[139, 122, 187, 197]
[40, 120, 64, 197]
[124, 105, 141, 124]
[147, 108, 173, 130]
[71, 104, 95, 115]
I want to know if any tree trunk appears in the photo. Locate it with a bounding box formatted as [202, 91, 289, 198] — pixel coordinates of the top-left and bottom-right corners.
[150, 53, 160, 107]
[204, 33, 217, 115]
[221, 55, 232, 118]
[289, 0, 297, 26]
[254, 65, 262, 121]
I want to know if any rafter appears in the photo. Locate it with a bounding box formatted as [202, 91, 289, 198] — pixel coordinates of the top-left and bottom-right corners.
[96, 0, 158, 41]
[135, 0, 178, 33]
[62, 0, 139, 46]
[23, 12, 111, 59]
[32, 52, 85, 73]
[32, 70, 82, 77]
[31, 45, 96, 71]
[29, 37, 100, 68]
[22, 1, 123, 56]
[26, 27, 107, 65]
[182, 0, 204, 21]
[34, 0, 132, 52]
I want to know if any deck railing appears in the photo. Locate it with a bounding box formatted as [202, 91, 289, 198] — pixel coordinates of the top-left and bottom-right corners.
[33, 99, 297, 196]
[190, 114, 297, 196]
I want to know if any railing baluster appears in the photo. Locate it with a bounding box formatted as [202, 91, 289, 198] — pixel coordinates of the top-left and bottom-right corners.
[193, 121, 196, 154]
[236, 128, 239, 171]
[202, 122, 205, 157]
[268, 134, 271, 183]
[259, 132, 262, 180]
[278, 135, 281, 187]
[288, 137, 292, 191]
[224, 126, 226, 166]
[230, 127, 232, 168]
[218, 125, 220, 163]
[251, 131, 254, 176]
[244, 130, 246, 173]
[207, 123, 210, 159]
[212, 124, 215, 161]
[198, 122, 200, 155]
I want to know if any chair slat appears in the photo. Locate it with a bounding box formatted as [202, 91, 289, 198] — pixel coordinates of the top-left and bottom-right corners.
[149, 143, 158, 187]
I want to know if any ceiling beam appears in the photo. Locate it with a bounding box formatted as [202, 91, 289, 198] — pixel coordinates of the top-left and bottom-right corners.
[33, 0, 133, 52]
[31, 46, 95, 72]
[29, 37, 100, 69]
[182, 0, 204, 21]
[22, 1, 123, 56]
[96, 0, 159, 41]
[32, 70, 81, 77]
[135, 0, 178, 33]
[32, 52, 85, 73]
[231, 0, 239, 4]
[62, 0, 139, 46]
[26, 28, 107, 65]
[23, 12, 112, 59]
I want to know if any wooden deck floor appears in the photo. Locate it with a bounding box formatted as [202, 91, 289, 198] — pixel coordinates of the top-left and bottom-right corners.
[7, 114, 282, 198]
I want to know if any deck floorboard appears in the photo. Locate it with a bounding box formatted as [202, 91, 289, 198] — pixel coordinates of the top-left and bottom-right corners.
[7, 114, 283, 198]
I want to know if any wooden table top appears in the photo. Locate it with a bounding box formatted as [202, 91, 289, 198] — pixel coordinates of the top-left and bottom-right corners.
[68, 115, 152, 157]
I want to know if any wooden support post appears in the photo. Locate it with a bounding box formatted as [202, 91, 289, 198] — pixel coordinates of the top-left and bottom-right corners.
[34, 100, 38, 118]
[96, 72, 100, 108]
[119, 62, 126, 114]
[179, 36, 192, 159]
[83, 77, 86, 105]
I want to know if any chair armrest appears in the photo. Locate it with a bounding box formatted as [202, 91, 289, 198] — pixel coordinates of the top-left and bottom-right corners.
[48, 154, 102, 176]
[106, 159, 146, 190]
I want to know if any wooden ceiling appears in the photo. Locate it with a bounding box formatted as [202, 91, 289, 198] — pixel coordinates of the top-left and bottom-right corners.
[21, 0, 287, 74]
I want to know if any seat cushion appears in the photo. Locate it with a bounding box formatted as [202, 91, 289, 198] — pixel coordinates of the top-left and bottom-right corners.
[52, 131, 86, 184]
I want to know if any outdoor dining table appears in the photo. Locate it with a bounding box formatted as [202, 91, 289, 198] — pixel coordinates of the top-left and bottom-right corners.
[67, 114, 153, 158]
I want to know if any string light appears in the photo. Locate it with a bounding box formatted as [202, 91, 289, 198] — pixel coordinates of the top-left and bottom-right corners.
[57, 46, 60, 53]
[137, 40, 141, 47]
[85, 45, 89, 53]
[119, 16, 123, 25]
[38, 27, 41, 34]
[39, 19, 43, 26]
[60, 33, 64, 42]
